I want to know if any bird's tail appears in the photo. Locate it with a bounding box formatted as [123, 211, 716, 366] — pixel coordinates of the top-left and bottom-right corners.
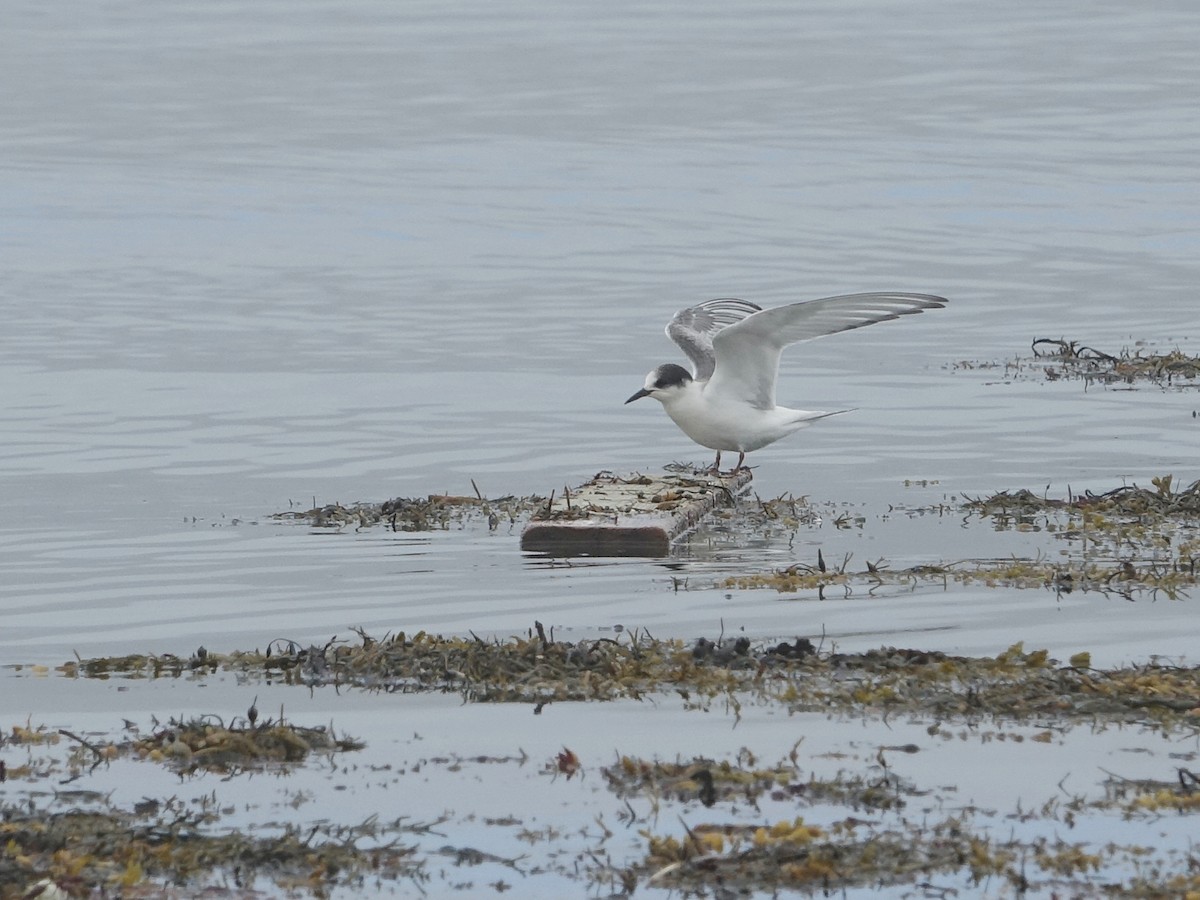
[795, 408, 856, 424]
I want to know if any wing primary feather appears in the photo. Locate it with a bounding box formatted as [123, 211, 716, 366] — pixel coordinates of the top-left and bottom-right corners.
[708, 292, 947, 409]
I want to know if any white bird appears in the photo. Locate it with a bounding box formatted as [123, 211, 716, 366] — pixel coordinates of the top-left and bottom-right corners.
[625, 292, 947, 474]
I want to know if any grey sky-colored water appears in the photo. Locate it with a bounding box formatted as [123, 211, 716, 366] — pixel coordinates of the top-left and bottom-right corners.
[2, 0, 1199, 665]
[4, 4, 1200, 896]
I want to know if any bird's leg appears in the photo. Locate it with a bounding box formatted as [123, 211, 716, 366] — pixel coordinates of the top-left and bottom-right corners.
[707, 450, 722, 475]
[732, 451, 746, 473]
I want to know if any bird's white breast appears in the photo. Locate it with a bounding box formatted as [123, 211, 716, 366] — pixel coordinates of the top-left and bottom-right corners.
[659, 382, 825, 452]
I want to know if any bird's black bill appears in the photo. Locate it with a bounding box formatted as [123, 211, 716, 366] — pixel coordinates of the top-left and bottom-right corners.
[625, 388, 651, 404]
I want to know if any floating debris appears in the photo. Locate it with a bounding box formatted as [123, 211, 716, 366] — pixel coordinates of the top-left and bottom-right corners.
[21, 631, 1200, 898]
[964, 475, 1200, 518]
[634, 812, 1120, 895]
[722, 554, 1198, 601]
[132, 715, 364, 774]
[627, 751, 1200, 896]
[951, 338, 1200, 388]
[265, 480, 879, 564]
[271, 492, 543, 532]
[521, 468, 752, 557]
[603, 750, 917, 812]
[1101, 767, 1200, 816]
[56, 634, 1200, 730]
[3, 713, 363, 781]
[1031, 337, 1200, 387]
[0, 794, 430, 897]
[717, 476, 1200, 601]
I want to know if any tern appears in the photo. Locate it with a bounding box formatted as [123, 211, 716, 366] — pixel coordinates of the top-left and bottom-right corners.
[625, 292, 947, 473]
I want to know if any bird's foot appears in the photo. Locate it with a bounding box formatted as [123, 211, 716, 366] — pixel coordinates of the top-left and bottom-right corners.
[700, 452, 723, 476]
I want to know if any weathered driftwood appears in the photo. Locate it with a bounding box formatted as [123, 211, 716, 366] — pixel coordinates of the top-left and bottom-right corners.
[520, 469, 753, 557]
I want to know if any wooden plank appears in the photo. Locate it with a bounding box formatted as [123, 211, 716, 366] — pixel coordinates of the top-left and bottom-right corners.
[520, 469, 753, 557]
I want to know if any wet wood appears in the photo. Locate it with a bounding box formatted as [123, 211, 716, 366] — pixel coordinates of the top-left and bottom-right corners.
[520, 469, 753, 557]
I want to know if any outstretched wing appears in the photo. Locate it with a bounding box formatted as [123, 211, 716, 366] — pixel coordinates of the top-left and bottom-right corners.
[665, 298, 763, 379]
[708, 292, 948, 409]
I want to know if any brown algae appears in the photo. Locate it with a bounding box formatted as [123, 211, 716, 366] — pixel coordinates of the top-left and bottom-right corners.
[17, 635, 1200, 897]
[951, 338, 1200, 388]
[271, 490, 544, 532]
[721, 476, 1200, 600]
[16, 473, 1200, 896]
[58, 634, 1200, 729]
[1031, 337, 1200, 387]
[0, 797, 430, 898]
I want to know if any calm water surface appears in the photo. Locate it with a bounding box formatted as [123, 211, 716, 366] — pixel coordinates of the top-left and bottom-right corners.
[4, 3, 1200, 895]
[2, 0, 1199, 667]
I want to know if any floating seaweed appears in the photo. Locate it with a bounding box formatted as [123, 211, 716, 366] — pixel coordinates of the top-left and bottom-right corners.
[21, 632, 1200, 898]
[717, 476, 1200, 601]
[3, 712, 363, 785]
[0, 795, 432, 898]
[963, 475, 1200, 519]
[57, 634, 1200, 732]
[603, 749, 917, 813]
[1031, 337, 1200, 387]
[131, 714, 364, 774]
[951, 338, 1200, 388]
[271, 489, 544, 533]
[627, 753, 1200, 896]
[634, 813, 1117, 895]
